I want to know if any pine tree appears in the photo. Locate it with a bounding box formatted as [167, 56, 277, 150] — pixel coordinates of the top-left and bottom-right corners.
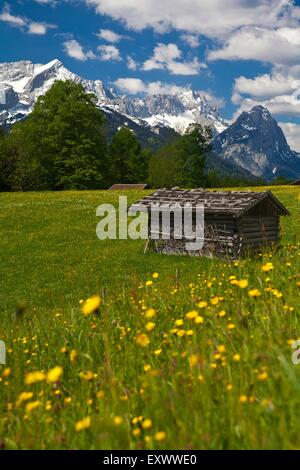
[177, 123, 212, 187]
[109, 127, 149, 183]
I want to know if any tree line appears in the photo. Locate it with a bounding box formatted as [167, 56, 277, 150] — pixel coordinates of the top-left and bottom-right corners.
[0, 80, 267, 192]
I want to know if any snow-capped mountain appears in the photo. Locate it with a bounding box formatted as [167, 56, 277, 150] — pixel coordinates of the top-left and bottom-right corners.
[114, 91, 227, 135]
[0, 59, 114, 125]
[0, 59, 226, 138]
[1, 59, 300, 180]
[213, 105, 300, 180]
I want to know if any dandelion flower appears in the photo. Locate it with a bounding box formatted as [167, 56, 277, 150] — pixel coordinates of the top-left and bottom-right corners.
[25, 371, 46, 385]
[154, 431, 166, 442]
[135, 333, 150, 347]
[257, 371, 268, 381]
[237, 279, 249, 289]
[145, 308, 156, 318]
[75, 416, 91, 432]
[152, 272, 159, 279]
[25, 400, 41, 413]
[248, 289, 261, 298]
[79, 371, 94, 381]
[142, 419, 152, 429]
[146, 322, 156, 332]
[185, 310, 198, 320]
[82, 295, 101, 316]
[233, 354, 241, 362]
[114, 416, 123, 426]
[46, 366, 63, 383]
[261, 262, 274, 272]
[239, 395, 248, 403]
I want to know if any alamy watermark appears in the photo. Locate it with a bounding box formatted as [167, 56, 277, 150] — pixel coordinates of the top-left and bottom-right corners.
[291, 340, 300, 365]
[0, 341, 6, 365]
[96, 196, 204, 251]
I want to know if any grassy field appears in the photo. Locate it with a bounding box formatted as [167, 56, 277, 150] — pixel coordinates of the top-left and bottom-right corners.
[0, 186, 300, 449]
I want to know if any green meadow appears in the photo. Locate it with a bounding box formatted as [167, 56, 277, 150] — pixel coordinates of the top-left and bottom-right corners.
[0, 186, 299, 449]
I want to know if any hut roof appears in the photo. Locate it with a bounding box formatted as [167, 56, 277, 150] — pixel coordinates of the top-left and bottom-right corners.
[109, 183, 149, 190]
[129, 189, 290, 218]
[289, 179, 300, 185]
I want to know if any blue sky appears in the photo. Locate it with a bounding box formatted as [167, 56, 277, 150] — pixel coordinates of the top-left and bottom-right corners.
[1, 0, 300, 149]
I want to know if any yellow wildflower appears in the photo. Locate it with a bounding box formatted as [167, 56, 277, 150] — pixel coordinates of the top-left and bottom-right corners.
[114, 416, 123, 426]
[152, 272, 159, 279]
[25, 400, 41, 413]
[145, 280, 153, 287]
[248, 289, 261, 298]
[146, 322, 156, 332]
[46, 366, 63, 383]
[233, 354, 241, 362]
[79, 371, 94, 381]
[198, 301, 208, 309]
[195, 315, 204, 324]
[257, 371, 268, 381]
[154, 431, 166, 442]
[237, 279, 249, 289]
[2, 368, 11, 377]
[185, 310, 198, 320]
[81, 295, 101, 316]
[261, 262, 274, 272]
[135, 333, 150, 347]
[70, 350, 77, 362]
[142, 419, 152, 429]
[25, 371, 46, 385]
[145, 308, 156, 318]
[239, 395, 248, 403]
[188, 354, 199, 367]
[75, 416, 91, 432]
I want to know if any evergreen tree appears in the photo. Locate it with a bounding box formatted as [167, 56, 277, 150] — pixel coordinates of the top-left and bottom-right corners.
[177, 123, 212, 187]
[109, 127, 149, 183]
[9, 80, 108, 190]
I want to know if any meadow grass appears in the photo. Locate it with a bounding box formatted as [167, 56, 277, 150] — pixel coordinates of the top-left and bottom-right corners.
[0, 186, 299, 449]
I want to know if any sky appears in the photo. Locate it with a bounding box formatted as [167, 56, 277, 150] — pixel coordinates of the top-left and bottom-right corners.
[1, 0, 300, 150]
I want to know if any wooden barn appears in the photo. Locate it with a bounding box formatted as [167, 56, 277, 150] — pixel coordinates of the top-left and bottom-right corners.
[109, 183, 149, 190]
[129, 188, 290, 258]
[290, 179, 300, 186]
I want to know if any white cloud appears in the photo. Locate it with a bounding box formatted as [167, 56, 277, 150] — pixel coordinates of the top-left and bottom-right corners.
[143, 43, 206, 75]
[98, 44, 121, 61]
[232, 68, 300, 119]
[208, 26, 300, 65]
[232, 95, 300, 121]
[234, 73, 299, 99]
[113, 78, 189, 96]
[180, 33, 200, 48]
[126, 55, 138, 70]
[85, 0, 300, 39]
[114, 78, 146, 94]
[28, 22, 56, 35]
[279, 122, 300, 152]
[97, 28, 124, 43]
[0, 5, 26, 27]
[0, 4, 56, 34]
[64, 39, 96, 61]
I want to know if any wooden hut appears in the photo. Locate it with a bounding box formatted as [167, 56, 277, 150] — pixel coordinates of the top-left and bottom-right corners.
[129, 189, 289, 258]
[109, 183, 149, 190]
[290, 179, 300, 185]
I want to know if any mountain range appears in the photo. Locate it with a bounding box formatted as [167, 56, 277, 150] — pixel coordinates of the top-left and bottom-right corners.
[0, 59, 299, 181]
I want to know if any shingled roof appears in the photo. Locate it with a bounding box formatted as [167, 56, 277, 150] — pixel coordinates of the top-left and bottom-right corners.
[129, 189, 290, 218]
[109, 183, 149, 190]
